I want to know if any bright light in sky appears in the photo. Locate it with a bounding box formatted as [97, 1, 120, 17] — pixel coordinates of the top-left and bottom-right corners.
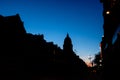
[0, 0, 103, 63]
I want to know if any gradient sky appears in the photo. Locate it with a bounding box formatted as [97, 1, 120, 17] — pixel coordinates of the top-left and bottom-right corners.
[0, 0, 104, 63]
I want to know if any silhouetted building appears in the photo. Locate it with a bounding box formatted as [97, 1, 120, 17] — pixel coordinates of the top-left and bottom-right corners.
[63, 33, 73, 53]
[100, 0, 120, 48]
[100, 0, 120, 80]
[0, 14, 89, 80]
[0, 14, 26, 36]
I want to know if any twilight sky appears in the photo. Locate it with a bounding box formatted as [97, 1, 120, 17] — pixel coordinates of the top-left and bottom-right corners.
[0, 0, 103, 63]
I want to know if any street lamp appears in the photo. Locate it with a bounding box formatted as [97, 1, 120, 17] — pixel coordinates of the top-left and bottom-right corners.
[106, 11, 110, 14]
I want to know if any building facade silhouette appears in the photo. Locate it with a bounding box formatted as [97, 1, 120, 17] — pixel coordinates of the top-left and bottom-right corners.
[0, 14, 88, 80]
[100, 0, 120, 80]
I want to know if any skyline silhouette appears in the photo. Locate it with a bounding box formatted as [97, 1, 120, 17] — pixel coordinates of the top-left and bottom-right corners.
[0, 14, 89, 80]
[0, 0, 120, 80]
[0, 0, 103, 63]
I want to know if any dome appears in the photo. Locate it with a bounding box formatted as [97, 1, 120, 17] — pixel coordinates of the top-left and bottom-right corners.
[63, 33, 73, 51]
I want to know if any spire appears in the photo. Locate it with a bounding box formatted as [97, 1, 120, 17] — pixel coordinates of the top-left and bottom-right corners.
[67, 33, 69, 37]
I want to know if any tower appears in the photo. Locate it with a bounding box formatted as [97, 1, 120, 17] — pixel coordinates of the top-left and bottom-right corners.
[63, 33, 73, 53]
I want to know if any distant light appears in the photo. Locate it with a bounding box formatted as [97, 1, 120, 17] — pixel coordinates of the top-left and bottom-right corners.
[99, 60, 102, 62]
[100, 64, 102, 66]
[106, 11, 110, 14]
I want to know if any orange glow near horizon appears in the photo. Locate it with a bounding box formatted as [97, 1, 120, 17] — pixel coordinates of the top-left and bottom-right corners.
[85, 61, 93, 67]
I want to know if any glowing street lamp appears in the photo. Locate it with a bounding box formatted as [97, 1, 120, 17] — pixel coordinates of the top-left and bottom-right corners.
[106, 11, 110, 14]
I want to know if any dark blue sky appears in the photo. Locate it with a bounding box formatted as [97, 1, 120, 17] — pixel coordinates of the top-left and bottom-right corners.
[0, 0, 103, 62]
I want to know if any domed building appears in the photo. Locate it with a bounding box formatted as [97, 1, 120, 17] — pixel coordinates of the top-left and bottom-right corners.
[63, 33, 73, 53]
[0, 14, 89, 80]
